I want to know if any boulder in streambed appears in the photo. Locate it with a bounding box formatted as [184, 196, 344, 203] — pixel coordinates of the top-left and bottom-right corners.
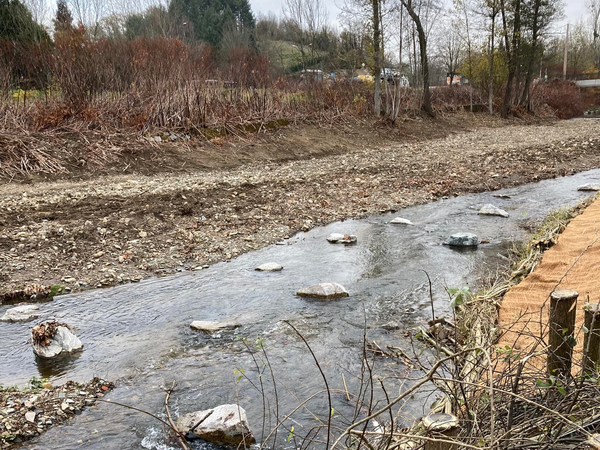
[443, 233, 479, 247]
[0, 304, 39, 323]
[32, 321, 83, 359]
[578, 183, 600, 192]
[296, 282, 349, 299]
[255, 262, 283, 272]
[327, 233, 357, 244]
[176, 404, 255, 446]
[478, 204, 509, 218]
[190, 320, 241, 333]
[390, 217, 413, 225]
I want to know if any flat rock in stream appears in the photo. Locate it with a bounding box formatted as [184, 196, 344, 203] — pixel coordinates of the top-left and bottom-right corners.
[255, 262, 283, 272]
[0, 304, 39, 323]
[578, 183, 600, 192]
[390, 217, 413, 225]
[327, 233, 357, 244]
[478, 204, 509, 218]
[176, 404, 255, 446]
[190, 320, 241, 333]
[32, 323, 83, 359]
[296, 282, 349, 299]
[443, 233, 479, 247]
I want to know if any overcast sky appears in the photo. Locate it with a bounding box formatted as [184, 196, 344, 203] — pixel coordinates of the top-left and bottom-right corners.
[249, 0, 592, 30]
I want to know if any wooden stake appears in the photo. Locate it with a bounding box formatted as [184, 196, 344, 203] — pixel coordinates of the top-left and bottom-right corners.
[548, 289, 578, 378]
[422, 413, 458, 450]
[583, 303, 600, 375]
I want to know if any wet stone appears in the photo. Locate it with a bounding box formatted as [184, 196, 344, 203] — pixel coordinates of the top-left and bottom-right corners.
[176, 404, 255, 446]
[32, 325, 83, 359]
[190, 320, 241, 333]
[578, 183, 600, 192]
[255, 262, 283, 272]
[390, 217, 413, 225]
[327, 233, 357, 244]
[296, 282, 349, 299]
[0, 305, 39, 323]
[478, 204, 509, 218]
[443, 233, 479, 247]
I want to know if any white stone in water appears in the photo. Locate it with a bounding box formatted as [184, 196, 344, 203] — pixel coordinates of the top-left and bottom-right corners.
[443, 233, 479, 247]
[33, 326, 83, 359]
[0, 304, 39, 323]
[390, 217, 413, 225]
[578, 183, 600, 192]
[190, 320, 241, 333]
[296, 282, 349, 299]
[327, 233, 357, 244]
[478, 204, 509, 218]
[255, 262, 283, 272]
[176, 404, 255, 445]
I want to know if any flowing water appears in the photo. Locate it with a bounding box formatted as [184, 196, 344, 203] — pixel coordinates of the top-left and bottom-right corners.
[2, 169, 600, 450]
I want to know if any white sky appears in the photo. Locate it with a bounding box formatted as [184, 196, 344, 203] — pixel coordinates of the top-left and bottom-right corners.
[249, 0, 592, 29]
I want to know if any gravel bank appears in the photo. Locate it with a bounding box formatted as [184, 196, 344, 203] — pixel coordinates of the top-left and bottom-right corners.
[1, 118, 599, 300]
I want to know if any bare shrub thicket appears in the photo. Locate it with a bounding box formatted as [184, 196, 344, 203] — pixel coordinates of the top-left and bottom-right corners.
[1, 33, 588, 136]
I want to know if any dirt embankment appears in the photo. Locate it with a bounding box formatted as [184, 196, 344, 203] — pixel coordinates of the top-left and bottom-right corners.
[1, 116, 600, 300]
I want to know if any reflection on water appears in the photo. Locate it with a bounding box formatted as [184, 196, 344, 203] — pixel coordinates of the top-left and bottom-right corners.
[3, 169, 600, 449]
[35, 350, 84, 379]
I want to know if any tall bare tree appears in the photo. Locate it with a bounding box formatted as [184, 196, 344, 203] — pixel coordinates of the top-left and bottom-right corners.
[400, 0, 433, 115]
[454, 0, 474, 110]
[589, 0, 600, 69]
[438, 16, 462, 87]
[500, 0, 521, 118]
[373, 0, 382, 115]
[67, 0, 107, 37]
[519, 0, 561, 107]
[283, 0, 328, 69]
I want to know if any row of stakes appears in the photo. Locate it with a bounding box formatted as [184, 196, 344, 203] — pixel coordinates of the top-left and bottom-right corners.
[416, 288, 600, 450]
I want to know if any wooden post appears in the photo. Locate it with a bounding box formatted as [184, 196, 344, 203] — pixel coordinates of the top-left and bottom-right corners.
[583, 303, 600, 375]
[422, 413, 458, 450]
[547, 289, 578, 378]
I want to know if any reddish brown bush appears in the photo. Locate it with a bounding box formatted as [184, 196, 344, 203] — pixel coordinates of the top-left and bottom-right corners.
[530, 79, 592, 119]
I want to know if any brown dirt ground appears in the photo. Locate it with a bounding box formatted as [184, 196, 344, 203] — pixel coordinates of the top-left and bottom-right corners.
[1, 115, 600, 301]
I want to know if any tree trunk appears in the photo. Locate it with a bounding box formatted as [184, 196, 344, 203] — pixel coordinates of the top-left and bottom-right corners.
[372, 0, 382, 116]
[501, 0, 520, 119]
[488, 5, 496, 114]
[402, 0, 433, 115]
[520, 0, 541, 108]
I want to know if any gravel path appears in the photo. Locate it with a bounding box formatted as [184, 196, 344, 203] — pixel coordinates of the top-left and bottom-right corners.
[1, 118, 599, 300]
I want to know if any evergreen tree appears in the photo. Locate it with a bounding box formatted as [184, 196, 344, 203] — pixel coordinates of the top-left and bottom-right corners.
[169, 0, 255, 47]
[0, 0, 49, 42]
[53, 0, 73, 34]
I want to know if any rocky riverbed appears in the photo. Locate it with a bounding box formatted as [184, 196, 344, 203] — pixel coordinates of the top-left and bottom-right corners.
[0, 378, 114, 448]
[1, 118, 600, 300]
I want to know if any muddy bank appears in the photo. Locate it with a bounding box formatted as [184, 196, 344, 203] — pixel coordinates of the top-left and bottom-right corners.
[1, 118, 600, 299]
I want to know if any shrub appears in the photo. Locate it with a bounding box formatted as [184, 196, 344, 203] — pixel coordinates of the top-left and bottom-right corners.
[530, 78, 592, 119]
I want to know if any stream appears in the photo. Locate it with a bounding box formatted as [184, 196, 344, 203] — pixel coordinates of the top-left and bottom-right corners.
[2, 169, 600, 449]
